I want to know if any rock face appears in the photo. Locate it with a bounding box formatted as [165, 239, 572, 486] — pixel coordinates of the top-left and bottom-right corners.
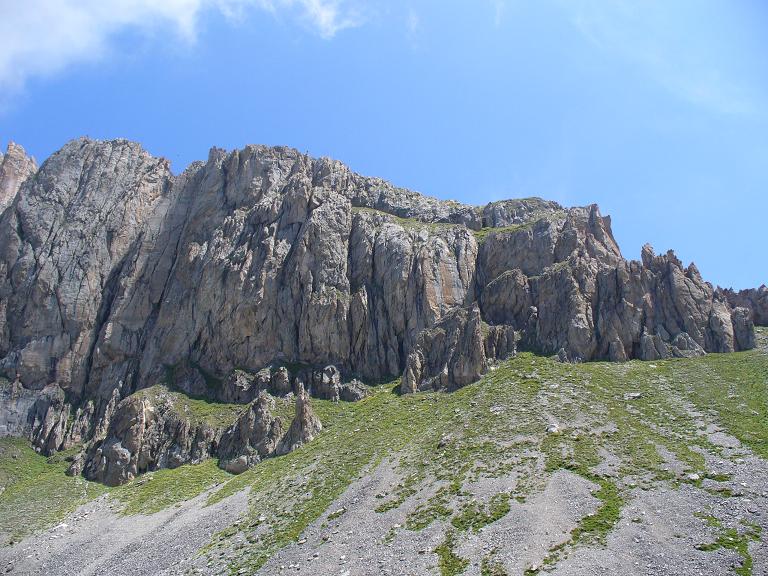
[720, 285, 768, 326]
[0, 377, 55, 438]
[0, 142, 37, 212]
[218, 385, 321, 474]
[0, 139, 173, 397]
[81, 388, 221, 486]
[0, 137, 756, 483]
[401, 305, 516, 393]
[500, 243, 748, 363]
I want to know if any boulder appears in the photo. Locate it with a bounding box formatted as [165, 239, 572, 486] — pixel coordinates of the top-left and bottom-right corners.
[339, 378, 370, 402]
[312, 366, 341, 401]
[218, 392, 283, 474]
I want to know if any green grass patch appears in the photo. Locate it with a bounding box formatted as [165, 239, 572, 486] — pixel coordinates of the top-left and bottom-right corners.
[406, 484, 455, 530]
[451, 493, 511, 533]
[434, 530, 470, 576]
[112, 459, 231, 515]
[481, 552, 509, 576]
[696, 522, 762, 576]
[570, 478, 623, 546]
[472, 224, 523, 244]
[473, 209, 566, 244]
[0, 438, 107, 545]
[136, 384, 244, 429]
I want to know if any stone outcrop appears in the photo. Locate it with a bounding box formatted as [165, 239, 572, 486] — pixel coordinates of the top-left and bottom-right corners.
[276, 384, 322, 456]
[0, 378, 34, 437]
[720, 285, 768, 326]
[488, 244, 751, 363]
[71, 380, 323, 483]
[590, 245, 752, 361]
[731, 306, 756, 351]
[80, 388, 222, 486]
[0, 377, 98, 457]
[480, 198, 562, 228]
[0, 377, 58, 439]
[303, 365, 367, 402]
[0, 137, 756, 483]
[217, 392, 283, 474]
[401, 305, 516, 393]
[0, 142, 37, 212]
[218, 384, 321, 474]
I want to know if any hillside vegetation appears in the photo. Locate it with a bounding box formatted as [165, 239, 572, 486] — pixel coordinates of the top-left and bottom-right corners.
[1, 328, 766, 575]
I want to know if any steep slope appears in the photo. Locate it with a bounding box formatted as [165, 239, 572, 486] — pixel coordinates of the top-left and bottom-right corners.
[0, 328, 766, 575]
[0, 138, 760, 487]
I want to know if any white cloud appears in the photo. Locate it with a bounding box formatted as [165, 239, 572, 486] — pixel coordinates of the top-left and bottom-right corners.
[296, 0, 362, 38]
[0, 0, 361, 97]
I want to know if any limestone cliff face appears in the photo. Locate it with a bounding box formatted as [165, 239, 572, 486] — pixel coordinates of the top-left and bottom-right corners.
[79, 390, 220, 486]
[0, 137, 757, 483]
[720, 285, 768, 327]
[0, 142, 37, 213]
[0, 139, 174, 398]
[133, 146, 479, 387]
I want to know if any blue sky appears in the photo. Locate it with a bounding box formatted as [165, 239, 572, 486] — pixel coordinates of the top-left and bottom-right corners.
[1, 0, 766, 289]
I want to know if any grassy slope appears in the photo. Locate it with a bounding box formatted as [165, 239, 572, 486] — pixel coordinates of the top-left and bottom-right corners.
[0, 440, 107, 545]
[0, 440, 235, 544]
[0, 328, 766, 572]
[206, 328, 767, 573]
[135, 384, 245, 429]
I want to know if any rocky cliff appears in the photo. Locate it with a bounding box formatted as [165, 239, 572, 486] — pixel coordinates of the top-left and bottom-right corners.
[720, 285, 768, 327]
[0, 138, 759, 484]
[0, 142, 37, 213]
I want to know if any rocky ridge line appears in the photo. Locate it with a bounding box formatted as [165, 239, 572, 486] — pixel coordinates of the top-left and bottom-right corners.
[0, 138, 761, 484]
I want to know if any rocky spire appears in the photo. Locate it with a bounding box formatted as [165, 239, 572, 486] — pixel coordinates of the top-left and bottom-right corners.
[277, 383, 322, 456]
[0, 141, 37, 212]
[217, 392, 284, 474]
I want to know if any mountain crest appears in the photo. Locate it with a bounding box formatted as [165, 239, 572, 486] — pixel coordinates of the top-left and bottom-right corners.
[0, 137, 759, 483]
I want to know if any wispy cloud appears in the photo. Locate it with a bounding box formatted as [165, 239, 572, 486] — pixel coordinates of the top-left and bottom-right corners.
[405, 7, 421, 43]
[491, 0, 506, 27]
[566, 0, 760, 116]
[295, 0, 362, 38]
[0, 0, 362, 98]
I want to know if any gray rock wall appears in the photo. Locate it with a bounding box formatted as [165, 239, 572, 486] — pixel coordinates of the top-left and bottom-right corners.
[720, 285, 768, 326]
[0, 142, 37, 212]
[0, 138, 757, 483]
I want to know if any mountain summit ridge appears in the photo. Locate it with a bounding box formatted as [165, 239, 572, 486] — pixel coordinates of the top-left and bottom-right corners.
[0, 137, 761, 484]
